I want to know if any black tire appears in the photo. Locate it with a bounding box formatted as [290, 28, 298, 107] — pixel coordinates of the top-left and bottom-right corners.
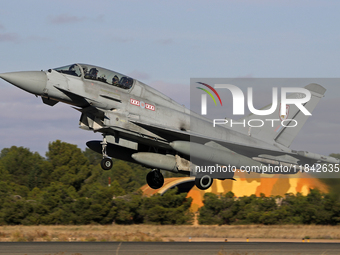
[195, 175, 213, 190]
[146, 170, 164, 189]
[101, 158, 113, 170]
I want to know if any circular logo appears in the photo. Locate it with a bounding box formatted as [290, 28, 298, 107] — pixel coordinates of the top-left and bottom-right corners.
[140, 101, 145, 109]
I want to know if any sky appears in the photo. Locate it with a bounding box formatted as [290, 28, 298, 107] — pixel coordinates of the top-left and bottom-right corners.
[0, 0, 340, 157]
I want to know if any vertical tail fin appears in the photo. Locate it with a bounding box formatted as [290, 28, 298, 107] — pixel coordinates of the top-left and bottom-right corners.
[273, 84, 326, 147]
[234, 83, 326, 148]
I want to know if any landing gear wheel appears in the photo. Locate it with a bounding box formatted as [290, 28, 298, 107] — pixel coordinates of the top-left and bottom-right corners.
[146, 169, 164, 189]
[100, 134, 112, 170]
[195, 175, 213, 190]
[101, 158, 113, 170]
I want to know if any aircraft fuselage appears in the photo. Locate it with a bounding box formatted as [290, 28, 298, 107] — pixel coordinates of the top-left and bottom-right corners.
[1, 63, 338, 190]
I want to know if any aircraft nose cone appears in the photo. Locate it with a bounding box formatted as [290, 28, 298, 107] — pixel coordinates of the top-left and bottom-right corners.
[0, 71, 47, 95]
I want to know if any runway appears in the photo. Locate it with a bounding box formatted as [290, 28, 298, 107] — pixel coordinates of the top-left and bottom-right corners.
[1, 242, 340, 255]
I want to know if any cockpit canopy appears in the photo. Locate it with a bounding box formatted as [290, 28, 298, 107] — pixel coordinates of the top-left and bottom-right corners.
[53, 63, 134, 90]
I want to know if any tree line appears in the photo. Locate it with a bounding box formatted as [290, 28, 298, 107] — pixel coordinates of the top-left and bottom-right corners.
[199, 189, 340, 225]
[0, 140, 339, 225]
[0, 140, 191, 225]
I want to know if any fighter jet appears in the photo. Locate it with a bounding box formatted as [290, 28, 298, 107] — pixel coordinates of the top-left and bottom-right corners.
[0, 63, 339, 190]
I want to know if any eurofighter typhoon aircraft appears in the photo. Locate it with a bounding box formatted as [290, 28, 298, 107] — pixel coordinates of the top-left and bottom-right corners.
[0, 64, 339, 190]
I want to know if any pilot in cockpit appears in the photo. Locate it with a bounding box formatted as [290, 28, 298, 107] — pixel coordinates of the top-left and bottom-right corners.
[120, 77, 133, 89]
[86, 68, 98, 80]
[112, 75, 119, 85]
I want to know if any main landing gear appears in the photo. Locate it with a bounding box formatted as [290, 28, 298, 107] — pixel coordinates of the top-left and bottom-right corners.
[146, 169, 164, 189]
[195, 174, 214, 190]
[100, 135, 113, 170]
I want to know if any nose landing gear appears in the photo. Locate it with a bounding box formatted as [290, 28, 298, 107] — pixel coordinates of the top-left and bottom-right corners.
[101, 157, 113, 170]
[100, 135, 113, 170]
[146, 169, 164, 189]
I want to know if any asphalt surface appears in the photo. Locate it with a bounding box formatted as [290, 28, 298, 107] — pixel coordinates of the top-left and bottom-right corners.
[0, 242, 340, 255]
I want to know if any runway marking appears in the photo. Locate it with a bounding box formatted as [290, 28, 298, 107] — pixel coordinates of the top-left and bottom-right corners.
[116, 242, 122, 255]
